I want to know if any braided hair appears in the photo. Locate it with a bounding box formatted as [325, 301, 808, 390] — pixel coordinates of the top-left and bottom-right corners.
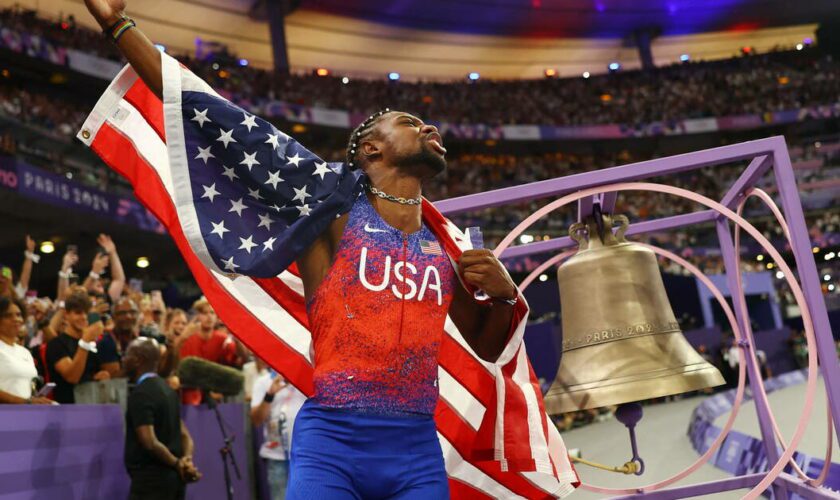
[345, 108, 391, 170]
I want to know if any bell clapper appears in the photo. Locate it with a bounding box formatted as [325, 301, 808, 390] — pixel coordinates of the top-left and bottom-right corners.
[568, 402, 646, 476]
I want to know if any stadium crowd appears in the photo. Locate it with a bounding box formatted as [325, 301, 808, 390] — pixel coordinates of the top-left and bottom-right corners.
[2, 6, 840, 127]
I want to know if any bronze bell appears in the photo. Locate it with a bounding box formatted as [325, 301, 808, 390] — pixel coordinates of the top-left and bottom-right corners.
[544, 213, 724, 415]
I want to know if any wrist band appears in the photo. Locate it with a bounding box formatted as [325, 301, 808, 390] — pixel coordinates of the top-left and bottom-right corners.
[263, 393, 275, 404]
[58, 270, 71, 279]
[78, 340, 98, 353]
[89, 271, 101, 280]
[493, 295, 518, 306]
[104, 16, 136, 43]
[24, 251, 40, 263]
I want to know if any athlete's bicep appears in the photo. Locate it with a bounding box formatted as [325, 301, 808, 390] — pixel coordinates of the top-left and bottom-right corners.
[296, 214, 349, 302]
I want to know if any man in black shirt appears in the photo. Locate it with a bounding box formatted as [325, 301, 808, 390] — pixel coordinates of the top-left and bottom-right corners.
[123, 337, 200, 500]
[46, 289, 110, 404]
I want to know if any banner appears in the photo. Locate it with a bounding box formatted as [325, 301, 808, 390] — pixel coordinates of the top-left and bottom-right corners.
[0, 156, 164, 233]
[687, 370, 840, 498]
[67, 48, 122, 80]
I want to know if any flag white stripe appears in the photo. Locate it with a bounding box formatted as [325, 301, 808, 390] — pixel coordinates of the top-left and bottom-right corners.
[161, 53, 225, 278]
[438, 367, 485, 431]
[515, 346, 553, 474]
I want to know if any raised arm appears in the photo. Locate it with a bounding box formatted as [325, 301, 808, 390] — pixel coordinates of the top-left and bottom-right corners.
[17, 235, 36, 295]
[84, 0, 163, 99]
[98, 235, 126, 302]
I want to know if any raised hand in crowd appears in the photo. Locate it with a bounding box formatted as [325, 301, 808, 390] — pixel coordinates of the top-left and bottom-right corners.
[96, 234, 126, 302]
[57, 247, 79, 301]
[17, 234, 37, 296]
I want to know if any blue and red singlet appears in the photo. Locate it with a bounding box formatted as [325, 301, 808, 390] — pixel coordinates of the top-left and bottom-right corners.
[306, 192, 456, 416]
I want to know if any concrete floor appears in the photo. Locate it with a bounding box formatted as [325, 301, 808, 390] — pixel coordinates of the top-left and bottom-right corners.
[558, 377, 828, 499]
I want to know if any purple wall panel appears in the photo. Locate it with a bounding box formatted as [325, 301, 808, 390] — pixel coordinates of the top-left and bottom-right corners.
[0, 404, 252, 500]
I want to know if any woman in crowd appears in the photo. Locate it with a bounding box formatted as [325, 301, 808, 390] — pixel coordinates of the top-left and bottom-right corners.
[0, 296, 51, 404]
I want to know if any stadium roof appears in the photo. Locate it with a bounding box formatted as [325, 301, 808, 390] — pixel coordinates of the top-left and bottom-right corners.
[298, 0, 838, 38]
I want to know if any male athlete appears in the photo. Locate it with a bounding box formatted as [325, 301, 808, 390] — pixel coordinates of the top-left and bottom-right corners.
[84, 1, 535, 497]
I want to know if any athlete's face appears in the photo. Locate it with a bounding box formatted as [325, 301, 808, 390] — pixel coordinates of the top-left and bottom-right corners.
[368, 112, 447, 178]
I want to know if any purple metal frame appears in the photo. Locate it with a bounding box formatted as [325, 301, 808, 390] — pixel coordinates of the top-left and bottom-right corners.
[435, 136, 839, 498]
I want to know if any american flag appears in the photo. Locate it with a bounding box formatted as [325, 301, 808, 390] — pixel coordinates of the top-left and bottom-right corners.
[420, 239, 443, 255]
[77, 53, 577, 499]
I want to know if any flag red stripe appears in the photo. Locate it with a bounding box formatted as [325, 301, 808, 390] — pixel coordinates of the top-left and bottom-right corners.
[435, 401, 554, 499]
[123, 82, 166, 141]
[438, 336, 494, 406]
[91, 122, 315, 394]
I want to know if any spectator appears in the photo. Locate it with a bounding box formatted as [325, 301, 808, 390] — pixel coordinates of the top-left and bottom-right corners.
[158, 308, 188, 390]
[178, 298, 246, 404]
[123, 337, 201, 499]
[84, 234, 125, 302]
[178, 297, 245, 368]
[0, 296, 50, 404]
[99, 297, 141, 377]
[250, 366, 306, 500]
[45, 287, 110, 403]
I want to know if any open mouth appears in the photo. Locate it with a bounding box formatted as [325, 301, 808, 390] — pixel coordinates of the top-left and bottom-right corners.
[426, 133, 447, 155]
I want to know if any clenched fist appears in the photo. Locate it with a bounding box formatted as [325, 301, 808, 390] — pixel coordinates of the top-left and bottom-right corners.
[458, 249, 517, 301]
[84, 0, 126, 28]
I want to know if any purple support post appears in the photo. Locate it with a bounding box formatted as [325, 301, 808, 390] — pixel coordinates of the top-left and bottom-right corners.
[716, 221, 787, 499]
[500, 210, 718, 259]
[771, 139, 840, 444]
[612, 473, 766, 500]
[777, 473, 840, 499]
[720, 154, 773, 209]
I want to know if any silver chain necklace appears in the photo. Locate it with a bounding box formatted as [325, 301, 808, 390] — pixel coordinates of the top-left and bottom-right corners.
[366, 184, 422, 206]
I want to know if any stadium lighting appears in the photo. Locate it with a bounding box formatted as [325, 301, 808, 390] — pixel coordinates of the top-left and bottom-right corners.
[468, 72, 480, 81]
[680, 54, 690, 62]
[341, 76, 350, 84]
[39, 241, 55, 254]
[154, 44, 166, 52]
[825, 274, 832, 282]
[539, 274, 548, 282]
[519, 234, 534, 244]
[315, 68, 329, 77]
[756, 254, 764, 261]
[796, 43, 804, 51]
[775, 271, 784, 280]
[582, 71, 591, 79]
[136, 257, 150, 269]
[825, 252, 836, 260]
[544, 68, 558, 78]
[211, 63, 220, 70]
[608, 62, 620, 71]
[388, 72, 400, 81]
[830, 284, 836, 292]
[813, 246, 820, 253]
[238, 58, 248, 67]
